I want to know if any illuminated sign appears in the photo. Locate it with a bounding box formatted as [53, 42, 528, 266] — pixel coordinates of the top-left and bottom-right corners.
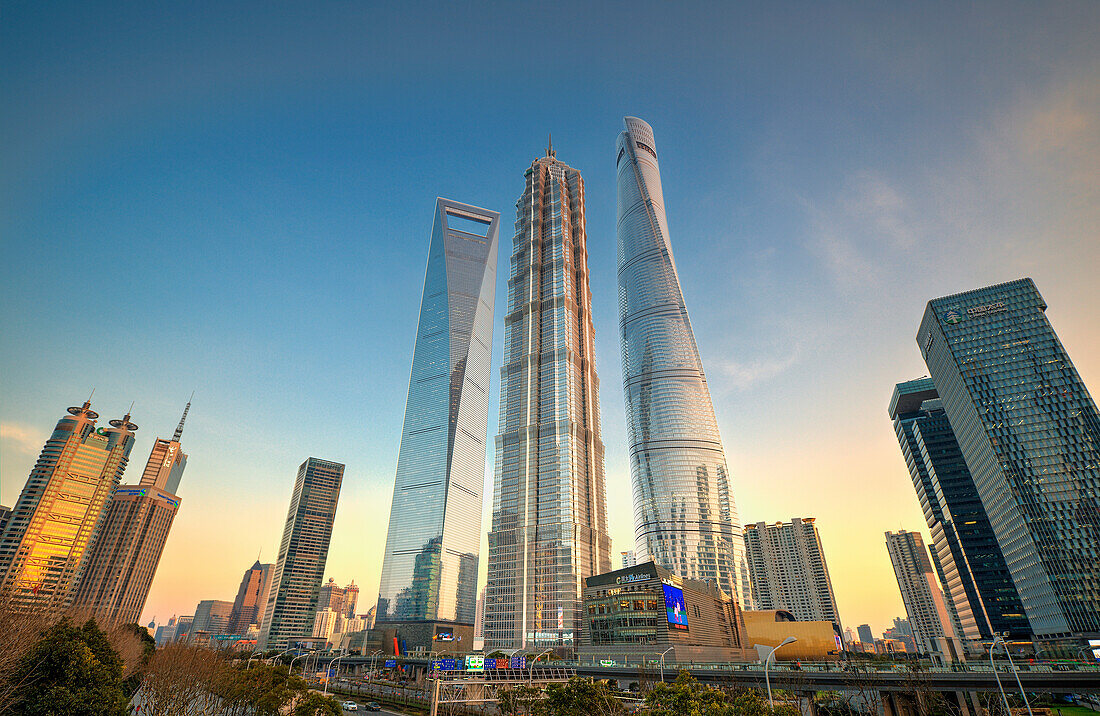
[616, 573, 649, 585]
[465, 655, 484, 672]
[943, 309, 963, 325]
[600, 660, 617, 667]
[384, 659, 397, 668]
[435, 629, 454, 642]
[663, 584, 688, 630]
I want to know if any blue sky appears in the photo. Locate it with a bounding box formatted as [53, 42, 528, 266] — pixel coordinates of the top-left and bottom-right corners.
[2, 1, 1098, 635]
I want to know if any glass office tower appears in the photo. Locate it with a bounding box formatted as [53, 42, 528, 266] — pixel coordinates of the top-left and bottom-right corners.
[615, 116, 749, 605]
[258, 457, 344, 650]
[890, 379, 1030, 641]
[375, 199, 499, 653]
[484, 143, 612, 652]
[918, 278, 1100, 646]
[0, 401, 137, 609]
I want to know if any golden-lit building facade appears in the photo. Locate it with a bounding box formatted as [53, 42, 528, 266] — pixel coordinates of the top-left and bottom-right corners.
[742, 610, 843, 661]
[73, 403, 190, 625]
[0, 401, 137, 609]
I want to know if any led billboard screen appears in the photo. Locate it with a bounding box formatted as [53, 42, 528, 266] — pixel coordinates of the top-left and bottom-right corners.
[663, 583, 688, 630]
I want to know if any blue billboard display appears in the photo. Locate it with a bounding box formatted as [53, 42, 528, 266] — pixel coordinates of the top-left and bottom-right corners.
[662, 583, 688, 630]
[384, 659, 397, 668]
[509, 655, 527, 669]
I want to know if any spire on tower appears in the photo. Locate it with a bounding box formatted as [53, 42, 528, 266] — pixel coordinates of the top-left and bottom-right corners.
[547, 132, 555, 158]
[173, 394, 193, 442]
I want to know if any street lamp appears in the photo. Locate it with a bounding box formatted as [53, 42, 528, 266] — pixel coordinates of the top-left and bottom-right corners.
[765, 636, 798, 708]
[528, 649, 553, 683]
[247, 651, 264, 669]
[287, 650, 315, 688]
[325, 651, 348, 698]
[268, 647, 293, 666]
[658, 647, 674, 683]
[990, 634, 1034, 716]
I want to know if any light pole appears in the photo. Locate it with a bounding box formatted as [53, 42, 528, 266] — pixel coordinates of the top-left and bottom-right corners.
[765, 636, 798, 708]
[268, 647, 292, 666]
[991, 634, 1034, 716]
[287, 650, 315, 687]
[658, 647, 674, 683]
[369, 649, 383, 681]
[528, 649, 553, 683]
[325, 651, 347, 698]
[247, 651, 264, 669]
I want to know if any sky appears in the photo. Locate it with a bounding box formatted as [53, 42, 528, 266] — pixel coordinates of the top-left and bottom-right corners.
[1, 2, 1099, 638]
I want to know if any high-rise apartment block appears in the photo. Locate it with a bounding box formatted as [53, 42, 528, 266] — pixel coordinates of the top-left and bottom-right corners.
[885, 530, 962, 659]
[0, 401, 137, 609]
[375, 199, 499, 654]
[890, 380, 1029, 640]
[73, 402, 191, 625]
[0, 506, 12, 536]
[259, 458, 344, 650]
[615, 116, 749, 606]
[228, 560, 274, 635]
[621, 551, 637, 569]
[743, 518, 841, 625]
[918, 278, 1100, 646]
[484, 145, 611, 652]
[857, 624, 874, 645]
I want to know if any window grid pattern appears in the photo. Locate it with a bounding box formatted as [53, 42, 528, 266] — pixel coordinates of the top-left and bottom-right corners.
[485, 154, 611, 651]
[615, 116, 749, 607]
[918, 278, 1100, 638]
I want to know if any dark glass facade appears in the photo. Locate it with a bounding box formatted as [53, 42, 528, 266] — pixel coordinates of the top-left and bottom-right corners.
[918, 278, 1100, 642]
[890, 379, 1030, 640]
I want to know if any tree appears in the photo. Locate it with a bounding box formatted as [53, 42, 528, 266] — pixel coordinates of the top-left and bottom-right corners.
[497, 684, 543, 716]
[9, 618, 129, 716]
[293, 691, 341, 716]
[645, 671, 800, 716]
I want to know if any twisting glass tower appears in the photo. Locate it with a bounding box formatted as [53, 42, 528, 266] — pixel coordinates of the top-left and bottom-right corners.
[484, 140, 612, 651]
[615, 116, 749, 605]
[375, 198, 499, 654]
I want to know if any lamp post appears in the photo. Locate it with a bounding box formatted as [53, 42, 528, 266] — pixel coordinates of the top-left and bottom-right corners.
[658, 647, 674, 683]
[368, 649, 383, 681]
[287, 650, 315, 688]
[247, 651, 264, 669]
[269, 647, 292, 666]
[991, 634, 1034, 716]
[765, 636, 798, 708]
[324, 652, 347, 698]
[528, 649, 553, 684]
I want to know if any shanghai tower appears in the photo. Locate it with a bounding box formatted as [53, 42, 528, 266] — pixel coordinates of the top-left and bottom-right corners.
[615, 116, 749, 605]
[484, 140, 612, 651]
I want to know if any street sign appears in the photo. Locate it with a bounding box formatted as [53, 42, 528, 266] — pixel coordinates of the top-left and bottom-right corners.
[600, 660, 616, 667]
[509, 656, 527, 669]
[384, 659, 397, 668]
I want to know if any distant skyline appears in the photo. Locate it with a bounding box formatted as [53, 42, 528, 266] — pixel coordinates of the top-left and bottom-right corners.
[2, 2, 1099, 636]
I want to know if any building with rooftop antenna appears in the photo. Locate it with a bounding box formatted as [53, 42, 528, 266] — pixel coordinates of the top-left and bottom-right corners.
[0, 400, 138, 609]
[484, 141, 611, 653]
[73, 400, 191, 624]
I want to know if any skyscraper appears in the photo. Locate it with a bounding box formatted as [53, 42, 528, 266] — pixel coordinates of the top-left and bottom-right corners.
[484, 143, 611, 652]
[885, 530, 962, 659]
[0, 401, 137, 609]
[192, 599, 233, 636]
[259, 458, 344, 650]
[890, 379, 1030, 640]
[615, 116, 749, 604]
[918, 278, 1100, 646]
[375, 199, 499, 654]
[73, 402, 191, 625]
[856, 624, 874, 645]
[621, 551, 637, 569]
[228, 560, 274, 635]
[743, 518, 841, 625]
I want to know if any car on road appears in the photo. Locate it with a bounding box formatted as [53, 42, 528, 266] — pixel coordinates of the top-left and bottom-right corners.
[365, 703, 382, 712]
[342, 701, 358, 711]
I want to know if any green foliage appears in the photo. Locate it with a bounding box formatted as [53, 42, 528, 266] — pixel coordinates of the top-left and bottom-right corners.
[499, 678, 623, 716]
[497, 684, 543, 716]
[293, 690, 341, 716]
[645, 671, 800, 716]
[10, 618, 128, 716]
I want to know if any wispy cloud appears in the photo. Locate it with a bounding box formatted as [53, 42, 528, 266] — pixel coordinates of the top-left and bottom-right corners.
[0, 422, 42, 455]
[713, 346, 803, 390]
